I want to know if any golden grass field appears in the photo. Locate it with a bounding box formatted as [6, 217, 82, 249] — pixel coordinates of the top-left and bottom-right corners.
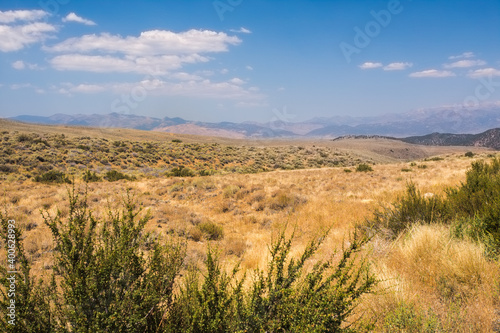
[1, 120, 499, 331]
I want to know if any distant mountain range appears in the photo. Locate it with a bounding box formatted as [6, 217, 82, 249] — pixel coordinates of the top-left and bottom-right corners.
[7, 105, 500, 140]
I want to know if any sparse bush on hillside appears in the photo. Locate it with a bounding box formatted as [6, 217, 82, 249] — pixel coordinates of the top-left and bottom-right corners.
[34, 170, 72, 184]
[356, 163, 373, 172]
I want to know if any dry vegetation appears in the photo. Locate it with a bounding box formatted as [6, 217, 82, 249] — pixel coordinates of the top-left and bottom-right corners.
[0, 120, 499, 331]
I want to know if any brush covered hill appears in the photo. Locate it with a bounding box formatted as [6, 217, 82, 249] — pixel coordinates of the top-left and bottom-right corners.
[401, 128, 500, 149]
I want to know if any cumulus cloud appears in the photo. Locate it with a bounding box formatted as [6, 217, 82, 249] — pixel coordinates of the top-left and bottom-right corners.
[62, 12, 96, 26]
[409, 69, 456, 78]
[0, 10, 47, 23]
[444, 59, 486, 68]
[0, 21, 56, 52]
[383, 62, 413, 71]
[358, 62, 382, 69]
[467, 68, 500, 78]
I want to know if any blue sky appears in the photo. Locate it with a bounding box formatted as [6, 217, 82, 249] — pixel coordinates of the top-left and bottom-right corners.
[1, 0, 500, 123]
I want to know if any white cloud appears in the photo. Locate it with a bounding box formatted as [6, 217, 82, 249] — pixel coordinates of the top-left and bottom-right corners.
[12, 60, 25, 69]
[383, 62, 413, 71]
[358, 62, 382, 69]
[444, 59, 487, 68]
[409, 69, 456, 78]
[448, 52, 475, 60]
[50, 53, 209, 75]
[12, 60, 43, 70]
[62, 12, 96, 26]
[0, 22, 56, 52]
[229, 77, 245, 85]
[168, 72, 203, 81]
[55, 78, 264, 101]
[46, 29, 241, 56]
[246, 65, 253, 71]
[70, 84, 107, 93]
[11, 83, 33, 89]
[0, 10, 47, 23]
[220, 68, 229, 74]
[467, 68, 500, 78]
[230, 27, 251, 34]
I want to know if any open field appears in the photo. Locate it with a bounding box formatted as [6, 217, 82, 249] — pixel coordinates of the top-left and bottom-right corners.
[0, 120, 499, 331]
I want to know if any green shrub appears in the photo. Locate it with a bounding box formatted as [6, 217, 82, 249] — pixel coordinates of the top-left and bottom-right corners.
[356, 163, 373, 172]
[82, 170, 100, 182]
[42, 187, 185, 332]
[197, 221, 224, 240]
[401, 168, 412, 172]
[104, 170, 133, 182]
[34, 170, 71, 184]
[344, 168, 352, 173]
[168, 166, 195, 177]
[369, 182, 450, 238]
[446, 158, 500, 256]
[172, 139, 182, 143]
[464, 151, 474, 158]
[166, 228, 376, 332]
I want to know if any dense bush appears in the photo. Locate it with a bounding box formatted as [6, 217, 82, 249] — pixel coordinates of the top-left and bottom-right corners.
[168, 165, 195, 177]
[34, 170, 72, 184]
[356, 163, 373, 172]
[104, 170, 134, 182]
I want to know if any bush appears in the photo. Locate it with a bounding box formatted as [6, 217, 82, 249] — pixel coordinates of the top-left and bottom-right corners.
[197, 221, 224, 240]
[446, 158, 500, 256]
[168, 166, 195, 177]
[356, 163, 373, 172]
[42, 187, 185, 332]
[34, 170, 72, 184]
[464, 151, 474, 158]
[82, 170, 100, 182]
[104, 170, 133, 182]
[369, 182, 450, 238]
[166, 228, 376, 332]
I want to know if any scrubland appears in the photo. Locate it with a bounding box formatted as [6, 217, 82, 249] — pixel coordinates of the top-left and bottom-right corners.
[0, 122, 499, 332]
